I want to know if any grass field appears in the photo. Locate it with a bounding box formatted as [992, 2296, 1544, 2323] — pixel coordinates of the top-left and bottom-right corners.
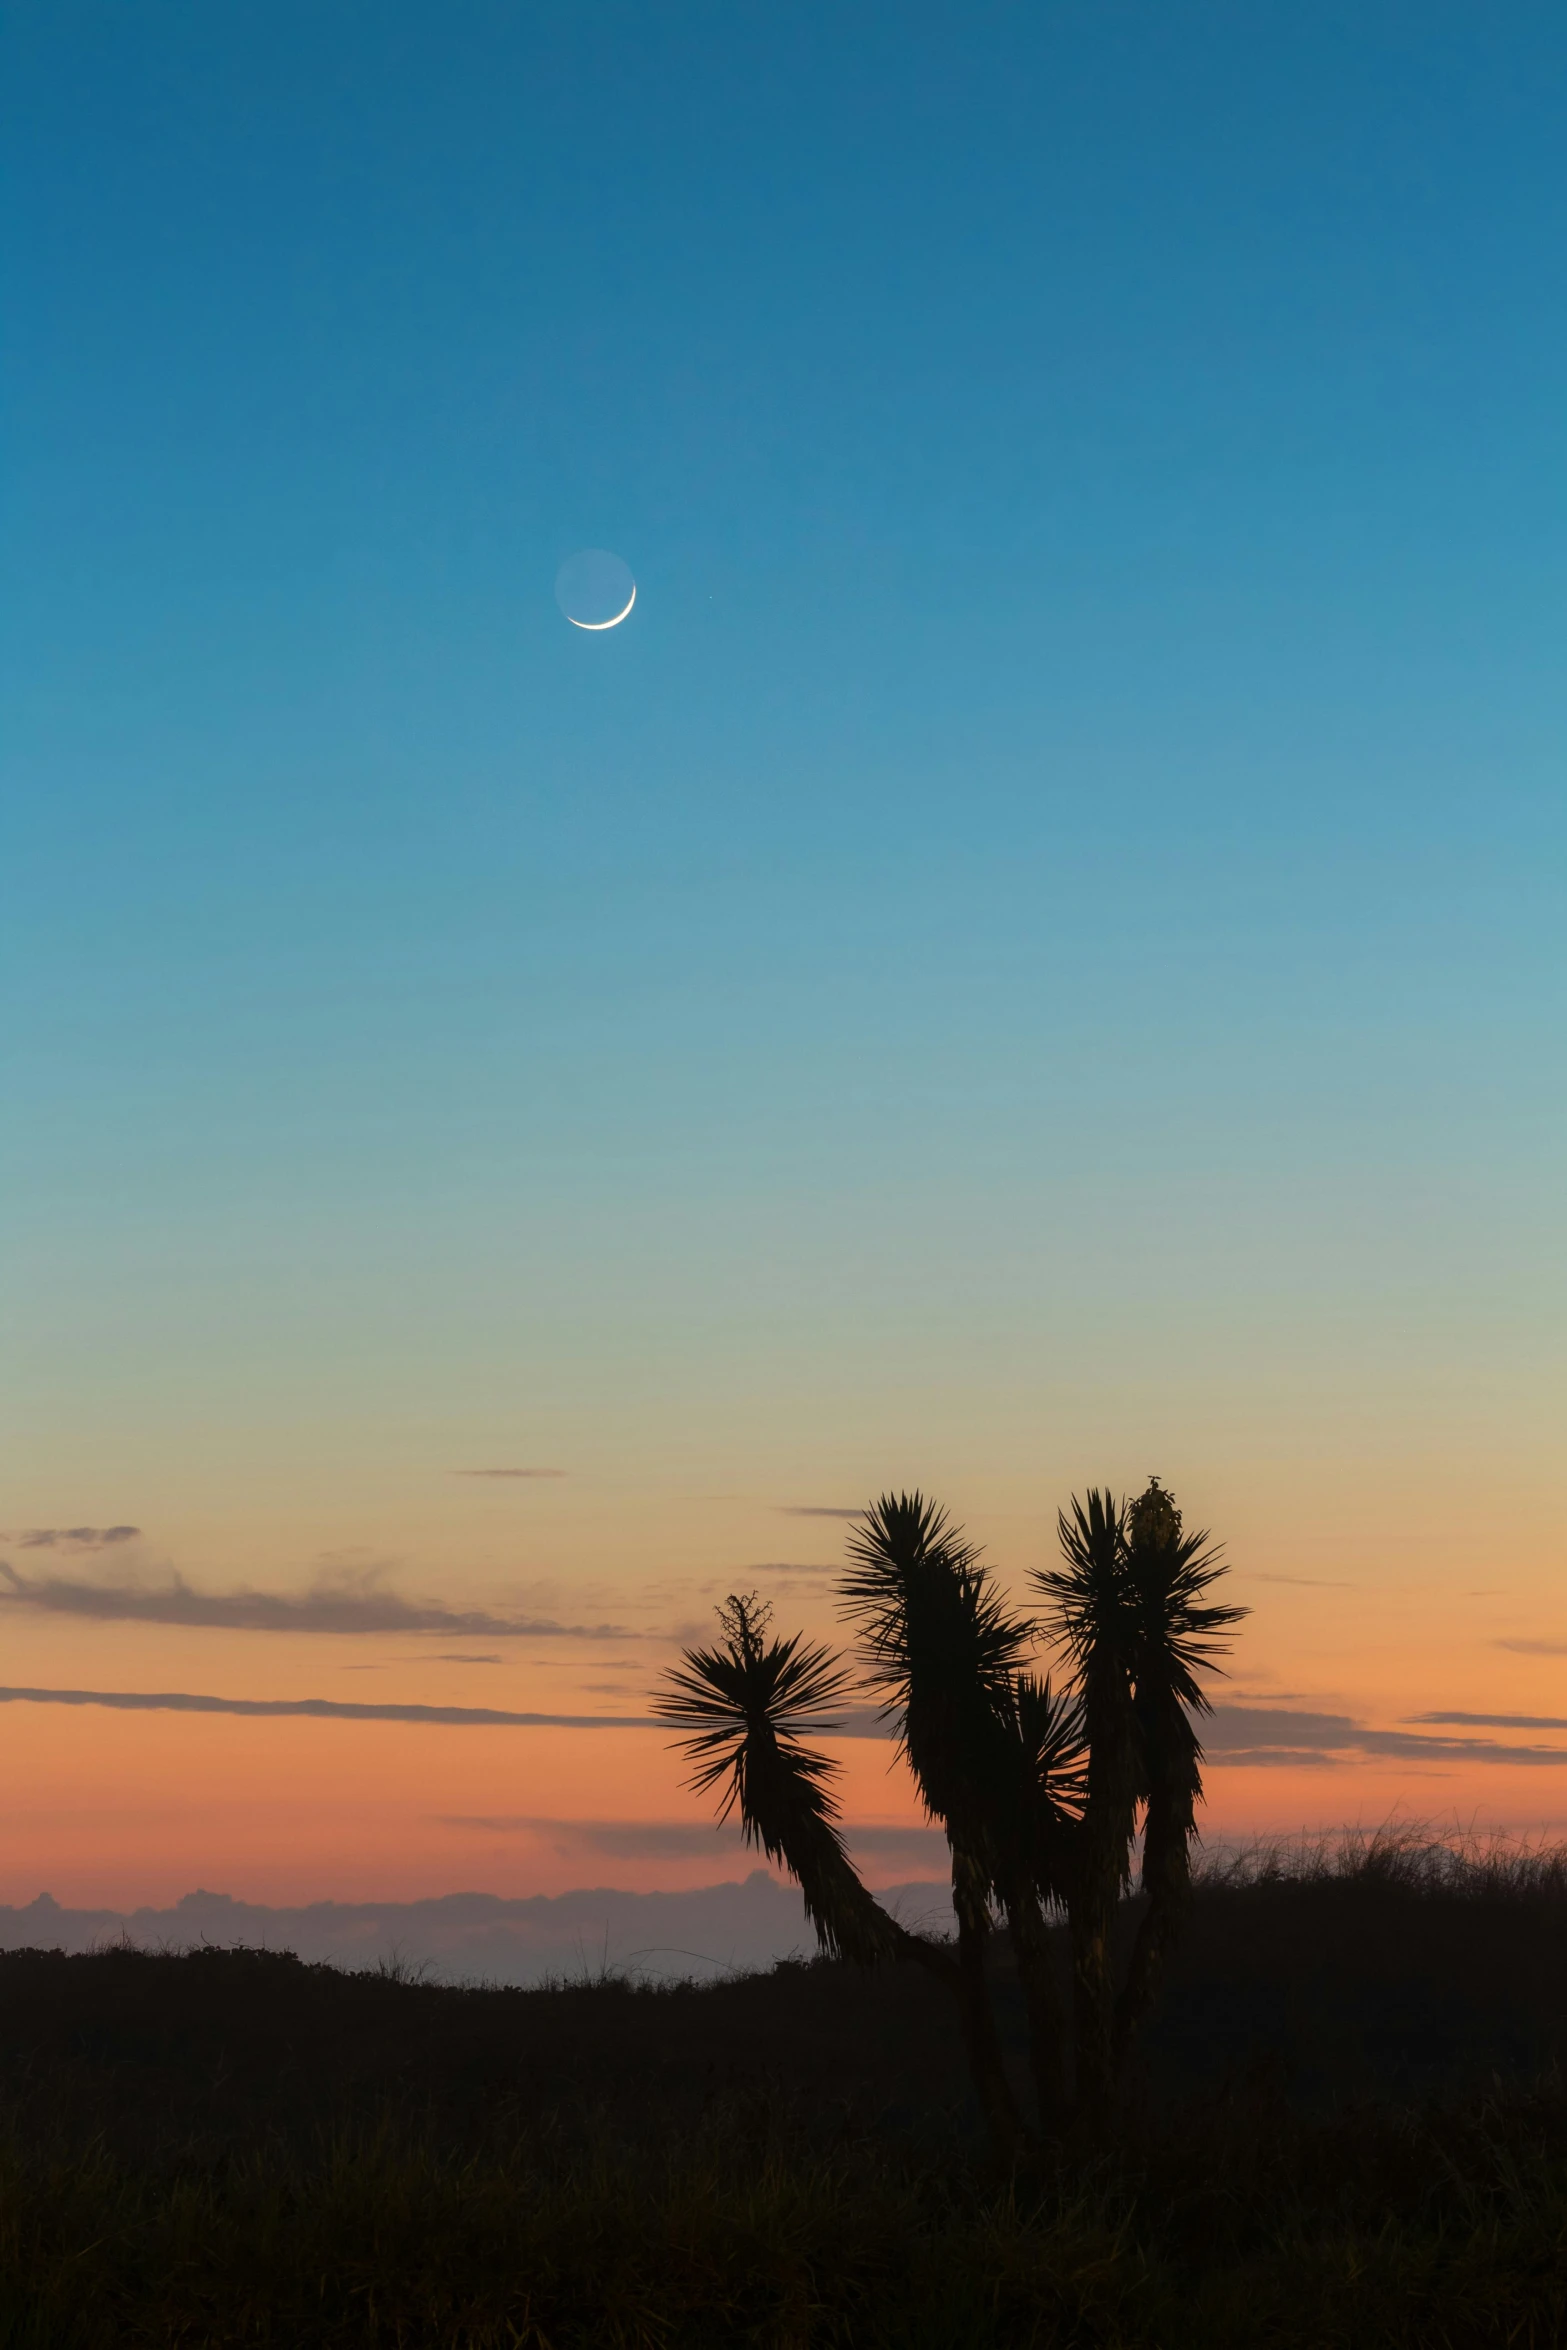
[3, 1834, 1566, 2346]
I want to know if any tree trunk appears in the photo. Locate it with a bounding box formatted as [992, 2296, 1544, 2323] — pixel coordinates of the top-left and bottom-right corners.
[954, 1906, 1024, 2159]
[1000, 1881, 1069, 2134]
[1069, 1889, 1117, 2135]
[780, 1800, 1022, 2152]
[1070, 1642, 1139, 2135]
[1112, 1881, 1180, 2077]
[1113, 1736, 1197, 2076]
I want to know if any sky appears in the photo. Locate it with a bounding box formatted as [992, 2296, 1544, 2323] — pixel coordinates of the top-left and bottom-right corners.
[2, 1, 1565, 1913]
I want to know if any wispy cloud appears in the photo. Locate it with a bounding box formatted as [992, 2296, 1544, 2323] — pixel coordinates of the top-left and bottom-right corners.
[25, 1669, 1557, 1774]
[0, 1563, 621, 1641]
[851, 1826, 951, 1859]
[1204, 1706, 1362, 1766]
[452, 1469, 566, 1480]
[743, 1561, 837, 1577]
[775, 1505, 862, 1520]
[1495, 1639, 1567, 1657]
[339, 1653, 504, 1671]
[7, 1527, 141, 1551]
[820, 1707, 891, 1740]
[1408, 1710, 1567, 1732]
[0, 1685, 659, 1729]
[439, 1815, 748, 1859]
[0, 1678, 891, 1741]
[434, 1815, 949, 1864]
[1207, 1704, 1567, 1768]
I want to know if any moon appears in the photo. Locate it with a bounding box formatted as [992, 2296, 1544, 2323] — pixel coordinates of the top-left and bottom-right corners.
[571, 584, 635, 631]
[555, 548, 637, 631]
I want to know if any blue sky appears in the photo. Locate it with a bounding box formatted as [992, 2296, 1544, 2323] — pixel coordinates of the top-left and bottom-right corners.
[2, 6, 1566, 1903]
[7, 0, 1564, 1383]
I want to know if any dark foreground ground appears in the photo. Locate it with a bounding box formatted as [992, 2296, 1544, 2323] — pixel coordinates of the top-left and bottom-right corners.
[3, 1838, 1566, 2346]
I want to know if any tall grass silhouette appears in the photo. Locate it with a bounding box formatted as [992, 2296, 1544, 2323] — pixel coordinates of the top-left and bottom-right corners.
[6, 1825, 1567, 2341]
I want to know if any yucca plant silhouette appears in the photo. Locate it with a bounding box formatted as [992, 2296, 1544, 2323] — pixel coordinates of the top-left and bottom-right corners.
[839, 1495, 1080, 2138]
[655, 1593, 916, 1969]
[655, 1478, 1243, 2149]
[1110, 1478, 1248, 2071]
[1033, 1487, 1141, 2122]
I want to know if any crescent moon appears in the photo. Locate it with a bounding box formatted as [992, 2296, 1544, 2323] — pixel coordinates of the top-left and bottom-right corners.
[568, 583, 636, 631]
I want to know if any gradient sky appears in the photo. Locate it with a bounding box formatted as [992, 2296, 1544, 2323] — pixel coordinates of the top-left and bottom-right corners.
[3, 2, 1565, 1909]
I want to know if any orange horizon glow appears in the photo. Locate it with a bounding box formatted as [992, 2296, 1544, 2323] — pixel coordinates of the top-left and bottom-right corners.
[4, 1455, 1566, 1911]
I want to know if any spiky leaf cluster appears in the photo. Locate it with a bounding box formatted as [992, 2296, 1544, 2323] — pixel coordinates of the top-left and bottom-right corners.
[652, 1592, 903, 1963]
[654, 1591, 851, 1850]
[1034, 1478, 1247, 1897]
[841, 1494, 1031, 1832]
[840, 1494, 1086, 1918]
